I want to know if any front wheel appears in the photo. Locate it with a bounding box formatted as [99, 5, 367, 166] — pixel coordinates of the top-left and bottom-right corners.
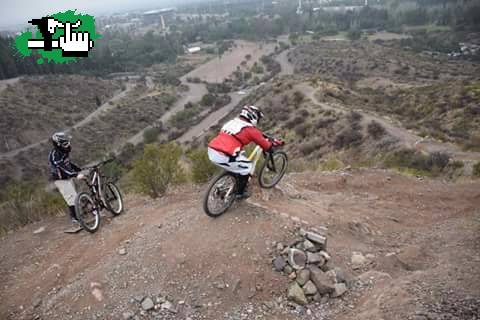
[258, 150, 288, 189]
[203, 172, 237, 218]
[75, 192, 100, 233]
[104, 182, 123, 216]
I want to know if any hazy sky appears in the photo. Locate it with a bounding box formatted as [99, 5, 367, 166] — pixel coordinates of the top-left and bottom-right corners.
[0, 0, 182, 29]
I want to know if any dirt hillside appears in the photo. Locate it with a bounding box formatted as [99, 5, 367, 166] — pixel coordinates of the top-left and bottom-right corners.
[1, 169, 479, 320]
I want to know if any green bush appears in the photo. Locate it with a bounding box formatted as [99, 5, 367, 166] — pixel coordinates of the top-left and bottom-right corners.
[187, 148, 219, 183]
[384, 150, 450, 176]
[473, 161, 480, 177]
[130, 143, 184, 198]
[170, 107, 199, 129]
[201, 93, 216, 106]
[143, 126, 161, 144]
[0, 182, 64, 234]
[159, 94, 176, 106]
[367, 120, 386, 139]
[347, 29, 362, 40]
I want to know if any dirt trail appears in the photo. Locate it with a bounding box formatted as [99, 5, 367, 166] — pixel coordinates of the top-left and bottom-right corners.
[296, 83, 480, 161]
[1, 170, 479, 319]
[0, 83, 135, 160]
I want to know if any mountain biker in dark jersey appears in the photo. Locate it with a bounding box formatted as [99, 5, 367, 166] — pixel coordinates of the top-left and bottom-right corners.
[48, 132, 85, 224]
[207, 105, 282, 198]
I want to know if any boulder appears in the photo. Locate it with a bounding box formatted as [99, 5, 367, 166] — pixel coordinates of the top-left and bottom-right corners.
[141, 298, 154, 311]
[305, 232, 327, 249]
[351, 252, 367, 269]
[273, 256, 287, 271]
[287, 282, 308, 305]
[302, 280, 318, 295]
[288, 248, 307, 270]
[296, 269, 310, 286]
[331, 283, 347, 298]
[309, 266, 335, 295]
[303, 240, 316, 252]
[161, 301, 176, 313]
[284, 265, 293, 275]
[307, 252, 325, 265]
[319, 251, 331, 261]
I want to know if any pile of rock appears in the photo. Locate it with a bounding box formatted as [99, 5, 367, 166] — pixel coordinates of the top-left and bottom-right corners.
[272, 227, 351, 305]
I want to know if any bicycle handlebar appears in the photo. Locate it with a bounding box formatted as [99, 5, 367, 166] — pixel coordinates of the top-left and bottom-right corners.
[82, 158, 115, 171]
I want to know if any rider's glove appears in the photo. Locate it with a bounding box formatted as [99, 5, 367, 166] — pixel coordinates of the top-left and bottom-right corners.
[272, 138, 284, 147]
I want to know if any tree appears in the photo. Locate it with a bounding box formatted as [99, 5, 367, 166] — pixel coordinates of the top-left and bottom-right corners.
[201, 93, 216, 106]
[130, 143, 184, 198]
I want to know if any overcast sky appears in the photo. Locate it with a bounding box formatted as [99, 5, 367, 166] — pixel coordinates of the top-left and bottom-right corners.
[0, 0, 186, 29]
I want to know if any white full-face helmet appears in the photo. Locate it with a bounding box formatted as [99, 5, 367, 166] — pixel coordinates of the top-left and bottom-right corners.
[51, 132, 72, 152]
[240, 105, 264, 126]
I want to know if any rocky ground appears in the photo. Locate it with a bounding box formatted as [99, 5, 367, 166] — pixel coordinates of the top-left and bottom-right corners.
[1, 169, 479, 320]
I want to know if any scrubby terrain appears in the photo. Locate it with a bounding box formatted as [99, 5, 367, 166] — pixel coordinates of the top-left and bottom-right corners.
[1, 170, 479, 320]
[0, 75, 121, 153]
[1, 27, 480, 320]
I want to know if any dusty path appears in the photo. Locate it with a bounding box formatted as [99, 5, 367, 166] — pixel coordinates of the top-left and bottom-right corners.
[0, 83, 135, 160]
[1, 170, 479, 320]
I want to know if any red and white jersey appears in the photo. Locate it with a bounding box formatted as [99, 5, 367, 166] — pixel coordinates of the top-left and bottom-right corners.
[208, 118, 272, 156]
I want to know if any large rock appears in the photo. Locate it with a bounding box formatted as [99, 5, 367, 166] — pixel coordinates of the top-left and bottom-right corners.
[303, 280, 318, 295]
[331, 283, 347, 298]
[307, 252, 325, 265]
[161, 301, 176, 313]
[351, 252, 367, 269]
[141, 297, 154, 311]
[309, 266, 335, 295]
[287, 282, 308, 305]
[288, 248, 307, 270]
[305, 232, 327, 249]
[273, 256, 287, 271]
[303, 240, 316, 252]
[296, 269, 310, 286]
[284, 265, 293, 275]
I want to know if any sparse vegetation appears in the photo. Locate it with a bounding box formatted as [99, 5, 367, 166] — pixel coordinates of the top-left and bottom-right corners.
[367, 121, 386, 139]
[318, 157, 343, 172]
[187, 148, 219, 183]
[143, 126, 162, 144]
[0, 181, 64, 234]
[384, 149, 450, 176]
[129, 143, 184, 198]
[473, 161, 480, 178]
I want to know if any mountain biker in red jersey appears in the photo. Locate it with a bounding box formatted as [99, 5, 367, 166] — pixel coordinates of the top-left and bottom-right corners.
[207, 105, 283, 199]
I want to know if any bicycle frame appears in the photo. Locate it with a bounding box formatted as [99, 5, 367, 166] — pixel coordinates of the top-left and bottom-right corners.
[86, 168, 108, 208]
[247, 145, 264, 175]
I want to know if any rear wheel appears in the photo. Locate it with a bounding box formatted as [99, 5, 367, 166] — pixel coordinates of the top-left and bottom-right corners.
[258, 150, 288, 189]
[75, 192, 100, 233]
[203, 172, 237, 218]
[104, 182, 123, 216]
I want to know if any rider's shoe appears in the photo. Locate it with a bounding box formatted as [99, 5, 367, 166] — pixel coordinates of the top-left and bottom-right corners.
[235, 190, 251, 200]
[71, 218, 80, 225]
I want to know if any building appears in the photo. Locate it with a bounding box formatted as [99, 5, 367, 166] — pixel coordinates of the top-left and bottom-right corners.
[143, 8, 176, 29]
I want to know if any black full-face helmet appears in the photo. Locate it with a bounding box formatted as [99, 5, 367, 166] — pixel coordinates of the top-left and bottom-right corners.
[51, 132, 72, 152]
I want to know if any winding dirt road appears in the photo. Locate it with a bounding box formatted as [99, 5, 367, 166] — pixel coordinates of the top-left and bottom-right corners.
[296, 83, 480, 161]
